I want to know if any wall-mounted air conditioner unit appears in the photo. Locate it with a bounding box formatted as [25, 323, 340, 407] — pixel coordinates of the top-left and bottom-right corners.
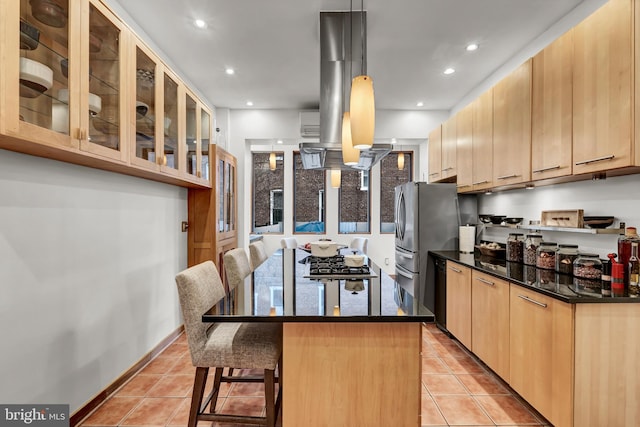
[300, 111, 320, 138]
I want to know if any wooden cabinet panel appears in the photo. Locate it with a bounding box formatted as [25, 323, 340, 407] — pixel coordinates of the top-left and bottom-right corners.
[472, 89, 493, 191]
[456, 103, 473, 192]
[532, 30, 573, 180]
[471, 271, 509, 381]
[509, 285, 574, 427]
[573, 0, 633, 174]
[445, 261, 471, 349]
[441, 116, 457, 180]
[493, 60, 532, 186]
[428, 126, 442, 183]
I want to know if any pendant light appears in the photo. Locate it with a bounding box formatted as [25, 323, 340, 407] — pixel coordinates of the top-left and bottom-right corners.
[350, 0, 375, 150]
[269, 146, 276, 171]
[397, 152, 405, 170]
[331, 169, 341, 188]
[342, 112, 359, 165]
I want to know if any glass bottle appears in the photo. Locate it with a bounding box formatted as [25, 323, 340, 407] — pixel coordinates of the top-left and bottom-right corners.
[506, 233, 524, 262]
[536, 242, 557, 270]
[617, 226, 639, 293]
[629, 242, 639, 297]
[524, 234, 543, 265]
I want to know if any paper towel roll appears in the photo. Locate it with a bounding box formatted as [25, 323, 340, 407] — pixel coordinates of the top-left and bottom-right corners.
[459, 225, 476, 253]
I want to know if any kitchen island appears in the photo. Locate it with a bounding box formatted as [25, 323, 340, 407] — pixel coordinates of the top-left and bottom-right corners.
[431, 250, 640, 427]
[203, 248, 433, 427]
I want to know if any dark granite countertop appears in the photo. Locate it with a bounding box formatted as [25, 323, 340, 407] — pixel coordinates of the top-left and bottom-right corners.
[430, 250, 640, 304]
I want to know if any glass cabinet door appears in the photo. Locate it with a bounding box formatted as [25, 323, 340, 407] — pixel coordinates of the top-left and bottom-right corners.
[227, 162, 235, 232]
[19, 0, 71, 135]
[161, 71, 179, 173]
[218, 158, 225, 232]
[200, 108, 211, 181]
[82, 1, 124, 159]
[185, 93, 197, 178]
[133, 45, 157, 166]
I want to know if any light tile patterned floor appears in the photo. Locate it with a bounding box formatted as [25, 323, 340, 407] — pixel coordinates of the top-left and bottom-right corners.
[78, 324, 550, 427]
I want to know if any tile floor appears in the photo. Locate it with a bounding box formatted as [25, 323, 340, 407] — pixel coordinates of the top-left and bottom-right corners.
[78, 323, 550, 427]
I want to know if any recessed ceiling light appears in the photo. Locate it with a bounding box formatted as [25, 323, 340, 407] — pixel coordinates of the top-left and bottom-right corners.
[443, 68, 455, 75]
[225, 68, 235, 75]
[194, 19, 207, 29]
[246, 101, 254, 106]
[277, 139, 283, 144]
[391, 138, 397, 144]
[466, 43, 479, 51]
[416, 101, 424, 107]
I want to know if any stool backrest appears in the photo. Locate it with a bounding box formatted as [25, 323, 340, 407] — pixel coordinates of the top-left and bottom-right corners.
[280, 237, 298, 249]
[350, 237, 368, 254]
[249, 241, 269, 270]
[223, 247, 252, 290]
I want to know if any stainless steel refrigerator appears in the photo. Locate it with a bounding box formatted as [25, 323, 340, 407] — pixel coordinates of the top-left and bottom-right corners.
[394, 182, 477, 321]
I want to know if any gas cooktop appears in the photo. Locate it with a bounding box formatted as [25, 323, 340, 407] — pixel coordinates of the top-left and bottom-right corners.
[304, 255, 376, 279]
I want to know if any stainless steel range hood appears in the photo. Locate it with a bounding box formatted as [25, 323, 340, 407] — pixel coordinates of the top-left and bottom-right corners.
[299, 11, 391, 171]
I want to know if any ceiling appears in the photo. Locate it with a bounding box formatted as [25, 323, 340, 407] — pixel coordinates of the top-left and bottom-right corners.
[112, 0, 598, 112]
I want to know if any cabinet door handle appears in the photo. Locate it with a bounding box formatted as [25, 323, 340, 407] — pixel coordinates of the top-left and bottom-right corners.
[429, 172, 440, 177]
[574, 154, 615, 166]
[472, 180, 489, 185]
[532, 165, 561, 173]
[518, 294, 547, 308]
[457, 184, 471, 189]
[442, 167, 454, 172]
[497, 174, 519, 180]
[476, 277, 495, 286]
[448, 266, 462, 273]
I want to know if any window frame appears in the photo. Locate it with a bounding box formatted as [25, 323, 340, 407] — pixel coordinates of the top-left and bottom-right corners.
[293, 151, 327, 235]
[251, 151, 284, 234]
[338, 168, 371, 234]
[379, 151, 413, 234]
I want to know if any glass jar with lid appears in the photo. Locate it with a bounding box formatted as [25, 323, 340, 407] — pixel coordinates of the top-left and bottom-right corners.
[573, 253, 603, 280]
[536, 242, 557, 270]
[506, 233, 524, 262]
[524, 234, 543, 265]
[556, 244, 579, 275]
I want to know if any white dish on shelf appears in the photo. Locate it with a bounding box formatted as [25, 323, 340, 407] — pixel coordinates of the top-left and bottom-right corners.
[19, 57, 53, 98]
[136, 101, 149, 119]
[57, 89, 102, 115]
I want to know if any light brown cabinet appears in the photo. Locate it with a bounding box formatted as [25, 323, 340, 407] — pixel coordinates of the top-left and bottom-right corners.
[532, 30, 573, 180]
[492, 60, 532, 186]
[445, 261, 471, 349]
[455, 103, 473, 192]
[471, 271, 509, 381]
[0, 0, 212, 188]
[509, 285, 574, 427]
[428, 126, 442, 183]
[471, 89, 493, 191]
[573, 0, 633, 175]
[440, 116, 457, 180]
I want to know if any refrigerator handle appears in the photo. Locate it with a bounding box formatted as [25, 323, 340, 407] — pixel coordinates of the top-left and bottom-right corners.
[396, 189, 405, 241]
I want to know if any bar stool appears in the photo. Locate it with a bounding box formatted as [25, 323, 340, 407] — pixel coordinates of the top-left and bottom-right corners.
[223, 247, 252, 290]
[174, 261, 282, 427]
[350, 237, 368, 254]
[280, 237, 298, 249]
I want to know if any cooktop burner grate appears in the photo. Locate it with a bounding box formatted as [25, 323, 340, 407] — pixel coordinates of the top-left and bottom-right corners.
[307, 255, 370, 276]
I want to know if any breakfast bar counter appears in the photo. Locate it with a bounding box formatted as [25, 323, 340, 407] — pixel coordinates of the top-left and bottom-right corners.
[203, 248, 433, 427]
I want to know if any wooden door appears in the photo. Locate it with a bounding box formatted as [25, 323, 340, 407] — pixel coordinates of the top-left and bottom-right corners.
[441, 116, 457, 180]
[471, 271, 510, 381]
[532, 30, 573, 180]
[428, 126, 442, 182]
[573, 0, 633, 174]
[509, 285, 574, 427]
[472, 89, 493, 191]
[456, 103, 473, 192]
[493, 60, 532, 186]
[445, 261, 472, 349]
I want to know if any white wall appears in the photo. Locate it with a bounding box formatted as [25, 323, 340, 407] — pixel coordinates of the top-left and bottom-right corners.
[0, 149, 187, 412]
[228, 109, 448, 273]
[478, 174, 640, 258]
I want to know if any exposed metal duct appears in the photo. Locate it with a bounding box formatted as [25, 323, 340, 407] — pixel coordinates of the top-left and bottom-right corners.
[300, 11, 390, 171]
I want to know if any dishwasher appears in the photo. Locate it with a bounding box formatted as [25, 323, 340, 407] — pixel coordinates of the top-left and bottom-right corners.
[433, 256, 448, 332]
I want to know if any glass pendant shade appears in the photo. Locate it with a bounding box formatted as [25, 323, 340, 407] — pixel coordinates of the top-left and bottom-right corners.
[350, 75, 375, 150]
[269, 152, 276, 170]
[330, 169, 341, 188]
[397, 152, 405, 170]
[342, 112, 359, 165]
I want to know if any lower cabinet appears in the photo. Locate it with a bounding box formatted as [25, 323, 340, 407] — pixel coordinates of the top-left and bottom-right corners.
[509, 285, 574, 427]
[471, 271, 510, 381]
[445, 261, 471, 349]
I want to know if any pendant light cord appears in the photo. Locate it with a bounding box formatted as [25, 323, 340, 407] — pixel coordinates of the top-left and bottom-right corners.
[360, 0, 365, 75]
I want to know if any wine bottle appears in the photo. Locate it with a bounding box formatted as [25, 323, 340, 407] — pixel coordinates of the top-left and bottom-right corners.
[629, 242, 639, 297]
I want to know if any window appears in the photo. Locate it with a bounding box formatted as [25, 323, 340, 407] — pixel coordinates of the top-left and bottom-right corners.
[293, 152, 326, 233]
[252, 152, 284, 233]
[339, 169, 370, 233]
[380, 151, 412, 233]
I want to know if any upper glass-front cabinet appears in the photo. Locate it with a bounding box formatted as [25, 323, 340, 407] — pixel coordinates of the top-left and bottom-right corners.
[201, 108, 211, 181]
[132, 44, 157, 168]
[183, 89, 212, 184]
[161, 70, 179, 175]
